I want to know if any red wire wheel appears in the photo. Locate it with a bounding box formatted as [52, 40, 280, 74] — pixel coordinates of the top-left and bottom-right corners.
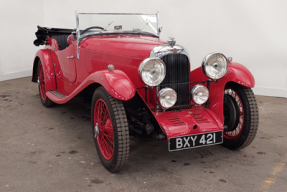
[37, 61, 54, 107]
[92, 87, 129, 173]
[38, 64, 46, 100]
[94, 99, 114, 160]
[222, 83, 259, 150]
[223, 88, 244, 140]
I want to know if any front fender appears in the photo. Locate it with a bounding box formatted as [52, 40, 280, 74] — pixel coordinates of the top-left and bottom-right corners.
[89, 70, 136, 101]
[226, 62, 255, 88]
[32, 49, 56, 91]
[190, 62, 255, 123]
[46, 69, 136, 104]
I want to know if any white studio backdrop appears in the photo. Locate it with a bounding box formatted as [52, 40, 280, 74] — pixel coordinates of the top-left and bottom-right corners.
[0, 0, 286, 97]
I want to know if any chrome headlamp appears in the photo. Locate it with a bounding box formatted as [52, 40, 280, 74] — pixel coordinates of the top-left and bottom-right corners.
[191, 85, 209, 105]
[138, 58, 166, 86]
[202, 53, 228, 80]
[158, 88, 177, 109]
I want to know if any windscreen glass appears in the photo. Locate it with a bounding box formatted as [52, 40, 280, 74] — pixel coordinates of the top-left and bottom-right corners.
[77, 13, 158, 37]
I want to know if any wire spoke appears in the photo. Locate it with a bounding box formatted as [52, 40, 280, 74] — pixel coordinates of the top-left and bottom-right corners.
[102, 132, 114, 144]
[101, 133, 113, 153]
[94, 99, 114, 160]
[223, 88, 245, 139]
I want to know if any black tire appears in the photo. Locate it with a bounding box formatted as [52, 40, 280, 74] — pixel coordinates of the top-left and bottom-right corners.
[222, 83, 259, 150]
[91, 87, 129, 172]
[37, 61, 55, 107]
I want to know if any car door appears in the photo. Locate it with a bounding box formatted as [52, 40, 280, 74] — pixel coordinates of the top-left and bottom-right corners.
[56, 43, 77, 84]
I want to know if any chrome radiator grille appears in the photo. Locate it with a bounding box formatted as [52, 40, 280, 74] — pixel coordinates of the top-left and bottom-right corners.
[160, 54, 190, 107]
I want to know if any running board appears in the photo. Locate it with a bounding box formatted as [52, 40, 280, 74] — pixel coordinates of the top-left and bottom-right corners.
[49, 90, 67, 98]
[46, 90, 68, 104]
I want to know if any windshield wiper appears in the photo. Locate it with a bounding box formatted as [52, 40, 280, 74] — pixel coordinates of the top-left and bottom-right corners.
[133, 19, 151, 33]
[141, 19, 151, 32]
[104, 21, 113, 31]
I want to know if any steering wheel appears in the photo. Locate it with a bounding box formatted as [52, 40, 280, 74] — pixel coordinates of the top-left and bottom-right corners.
[81, 26, 104, 34]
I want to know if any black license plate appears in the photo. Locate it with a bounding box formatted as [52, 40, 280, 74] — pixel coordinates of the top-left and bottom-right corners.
[169, 131, 223, 151]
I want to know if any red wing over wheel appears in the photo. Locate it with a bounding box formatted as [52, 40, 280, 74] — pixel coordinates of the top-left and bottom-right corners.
[222, 83, 259, 150]
[92, 87, 129, 173]
[37, 61, 54, 107]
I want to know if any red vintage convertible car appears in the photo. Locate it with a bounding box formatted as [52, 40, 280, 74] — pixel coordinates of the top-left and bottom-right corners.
[32, 13, 258, 172]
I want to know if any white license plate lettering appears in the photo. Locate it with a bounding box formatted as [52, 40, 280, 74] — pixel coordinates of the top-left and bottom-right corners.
[199, 134, 206, 145]
[169, 131, 223, 151]
[176, 138, 183, 149]
[206, 133, 213, 144]
[183, 137, 190, 147]
[190, 135, 197, 146]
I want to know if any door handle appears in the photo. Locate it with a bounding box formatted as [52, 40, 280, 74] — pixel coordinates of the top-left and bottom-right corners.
[67, 56, 74, 59]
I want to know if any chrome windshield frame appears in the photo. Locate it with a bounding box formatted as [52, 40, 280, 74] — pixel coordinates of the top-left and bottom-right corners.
[75, 12, 160, 59]
[76, 12, 80, 59]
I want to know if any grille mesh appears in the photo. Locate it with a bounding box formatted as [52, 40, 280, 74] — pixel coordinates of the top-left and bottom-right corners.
[160, 54, 190, 107]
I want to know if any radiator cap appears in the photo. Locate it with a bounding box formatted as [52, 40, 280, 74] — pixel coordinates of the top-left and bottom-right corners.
[167, 37, 176, 47]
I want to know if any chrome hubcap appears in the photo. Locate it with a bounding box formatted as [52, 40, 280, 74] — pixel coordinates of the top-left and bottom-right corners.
[94, 123, 99, 138]
[37, 78, 40, 87]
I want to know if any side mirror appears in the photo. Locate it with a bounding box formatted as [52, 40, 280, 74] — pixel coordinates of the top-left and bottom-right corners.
[67, 35, 74, 45]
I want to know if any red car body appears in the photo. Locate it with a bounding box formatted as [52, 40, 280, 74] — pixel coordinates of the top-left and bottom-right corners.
[32, 34, 254, 140]
[32, 13, 258, 172]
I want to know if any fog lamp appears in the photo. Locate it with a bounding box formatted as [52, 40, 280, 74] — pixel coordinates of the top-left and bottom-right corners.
[191, 85, 209, 105]
[158, 88, 177, 109]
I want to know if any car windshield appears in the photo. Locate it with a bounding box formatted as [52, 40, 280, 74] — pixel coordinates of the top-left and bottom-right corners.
[76, 13, 159, 38]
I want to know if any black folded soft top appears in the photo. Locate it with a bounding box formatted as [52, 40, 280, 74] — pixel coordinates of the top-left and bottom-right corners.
[33, 26, 74, 46]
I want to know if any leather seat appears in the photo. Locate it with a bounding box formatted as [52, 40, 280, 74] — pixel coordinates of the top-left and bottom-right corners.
[51, 35, 70, 50]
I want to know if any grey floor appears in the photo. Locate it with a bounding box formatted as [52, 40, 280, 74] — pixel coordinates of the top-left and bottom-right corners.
[0, 77, 286, 192]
